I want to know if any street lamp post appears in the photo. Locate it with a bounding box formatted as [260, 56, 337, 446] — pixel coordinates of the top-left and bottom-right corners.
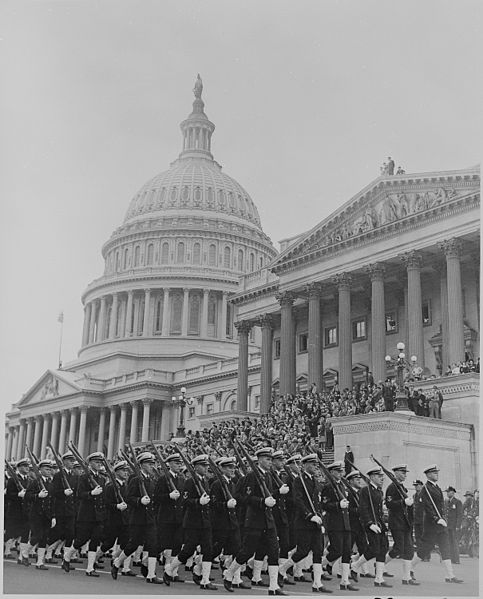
[385, 342, 418, 413]
[172, 387, 194, 437]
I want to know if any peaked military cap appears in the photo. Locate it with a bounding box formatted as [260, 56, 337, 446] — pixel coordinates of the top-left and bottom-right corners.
[72, 461, 81, 467]
[286, 453, 302, 464]
[218, 456, 236, 467]
[464, 491, 474, 497]
[392, 464, 409, 472]
[272, 450, 285, 459]
[137, 451, 155, 464]
[301, 453, 318, 464]
[38, 459, 54, 469]
[192, 454, 209, 466]
[367, 466, 384, 476]
[346, 470, 362, 480]
[87, 451, 105, 462]
[16, 458, 30, 468]
[113, 460, 129, 471]
[327, 460, 344, 471]
[413, 479, 424, 486]
[62, 452, 75, 460]
[255, 447, 273, 458]
[445, 486, 456, 493]
[165, 453, 182, 462]
[423, 464, 439, 474]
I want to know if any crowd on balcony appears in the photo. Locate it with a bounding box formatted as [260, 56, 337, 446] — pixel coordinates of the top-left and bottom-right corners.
[445, 357, 479, 376]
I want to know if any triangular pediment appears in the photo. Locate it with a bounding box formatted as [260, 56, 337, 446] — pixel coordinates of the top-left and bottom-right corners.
[16, 369, 82, 408]
[271, 166, 480, 271]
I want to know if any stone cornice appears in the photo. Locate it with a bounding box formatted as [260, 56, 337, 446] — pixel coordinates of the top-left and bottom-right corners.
[229, 282, 280, 306]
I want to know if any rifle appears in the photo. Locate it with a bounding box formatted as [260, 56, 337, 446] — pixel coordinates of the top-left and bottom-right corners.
[315, 456, 350, 529]
[370, 454, 411, 528]
[126, 442, 148, 498]
[234, 439, 272, 499]
[101, 457, 124, 504]
[231, 442, 248, 476]
[119, 449, 136, 472]
[345, 458, 379, 528]
[148, 441, 177, 493]
[25, 445, 47, 492]
[283, 464, 296, 483]
[4, 460, 25, 491]
[68, 442, 98, 489]
[423, 483, 444, 521]
[207, 455, 238, 527]
[173, 442, 206, 497]
[290, 461, 322, 528]
[47, 442, 72, 491]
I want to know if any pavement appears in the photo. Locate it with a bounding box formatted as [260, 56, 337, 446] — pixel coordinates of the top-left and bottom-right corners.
[3, 554, 479, 597]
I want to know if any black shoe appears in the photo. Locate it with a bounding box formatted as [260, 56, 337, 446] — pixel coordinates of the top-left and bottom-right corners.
[35, 564, 49, 570]
[21, 557, 30, 567]
[146, 576, 164, 584]
[337, 574, 341, 579]
[86, 570, 100, 577]
[350, 570, 358, 582]
[252, 579, 269, 587]
[374, 581, 392, 588]
[312, 586, 333, 593]
[321, 573, 332, 581]
[111, 564, 119, 580]
[162, 571, 172, 586]
[185, 564, 193, 572]
[294, 575, 309, 583]
[140, 563, 148, 578]
[445, 577, 464, 583]
[233, 581, 251, 589]
[61, 559, 71, 573]
[45, 558, 58, 564]
[410, 570, 416, 580]
[361, 572, 375, 578]
[268, 590, 288, 596]
[200, 582, 218, 590]
[121, 569, 136, 577]
[193, 571, 202, 585]
[340, 583, 359, 591]
[402, 579, 420, 586]
[383, 571, 394, 577]
[133, 560, 142, 567]
[223, 578, 234, 592]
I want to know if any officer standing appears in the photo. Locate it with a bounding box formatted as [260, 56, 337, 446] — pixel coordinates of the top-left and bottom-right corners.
[444, 486, 463, 564]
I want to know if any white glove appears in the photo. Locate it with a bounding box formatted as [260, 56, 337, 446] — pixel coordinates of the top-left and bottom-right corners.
[265, 496, 276, 508]
[141, 495, 151, 505]
[116, 502, 128, 511]
[437, 518, 447, 527]
[279, 484, 289, 495]
[64, 488, 74, 497]
[199, 493, 210, 505]
[38, 489, 49, 498]
[169, 489, 180, 500]
[18, 489, 26, 498]
[404, 497, 414, 506]
[310, 515, 323, 526]
[90, 486, 103, 496]
[227, 498, 237, 509]
[339, 499, 349, 509]
[51, 518, 56, 528]
[369, 524, 381, 534]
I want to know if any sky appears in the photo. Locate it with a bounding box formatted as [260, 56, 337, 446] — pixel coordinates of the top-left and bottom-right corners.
[1, 0, 482, 413]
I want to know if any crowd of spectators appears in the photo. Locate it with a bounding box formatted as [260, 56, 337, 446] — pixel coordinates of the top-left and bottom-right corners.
[445, 357, 479, 376]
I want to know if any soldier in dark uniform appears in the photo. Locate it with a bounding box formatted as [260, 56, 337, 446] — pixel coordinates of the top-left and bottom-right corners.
[351, 466, 391, 588]
[25, 459, 56, 570]
[223, 447, 285, 596]
[4, 458, 31, 564]
[346, 470, 370, 578]
[111, 451, 161, 584]
[154, 453, 185, 580]
[412, 480, 425, 556]
[284, 453, 303, 580]
[62, 451, 106, 576]
[163, 454, 216, 590]
[444, 486, 463, 564]
[411, 464, 463, 584]
[384, 464, 419, 586]
[278, 454, 334, 593]
[269, 450, 293, 586]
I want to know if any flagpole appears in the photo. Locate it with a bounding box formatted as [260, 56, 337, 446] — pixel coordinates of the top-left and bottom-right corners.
[58, 312, 64, 368]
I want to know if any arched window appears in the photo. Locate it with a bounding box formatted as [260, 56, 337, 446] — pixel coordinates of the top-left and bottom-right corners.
[192, 242, 201, 264]
[176, 242, 185, 263]
[155, 296, 163, 333]
[146, 243, 154, 265]
[259, 256, 264, 269]
[134, 246, 141, 267]
[238, 249, 244, 272]
[208, 244, 217, 266]
[208, 294, 217, 337]
[161, 242, 169, 264]
[188, 294, 201, 335]
[123, 248, 129, 269]
[170, 292, 183, 335]
[115, 252, 120, 272]
[223, 246, 231, 268]
[231, 399, 237, 411]
[250, 252, 255, 271]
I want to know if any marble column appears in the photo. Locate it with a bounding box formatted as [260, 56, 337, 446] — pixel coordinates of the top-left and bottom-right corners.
[125, 290, 134, 336]
[220, 292, 228, 339]
[88, 300, 98, 344]
[143, 289, 151, 336]
[58, 411, 68, 453]
[50, 413, 59, 453]
[97, 408, 106, 452]
[334, 273, 352, 390]
[25, 417, 34, 452]
[277, 291, 296, 395]
[235, 321, 252, 411]
[160, 403, 173, 441]
[109, 293, 119, 339]
[33, 416, 42, 456]
[118, 403, 128, 451]
[129, 401, 139, 443]
[107, 406, 117, 459]
[141, 399, 152, 442]
[162, 288, 171, 335]
[181, 288, 189, 336]
[11, 427, 19, 463]
[201, 289, 210, 337]
[306, 283, 323, 391]
[367, 264, 386, 384]
[440, 239, 465, 366]
[401, 252, 425, 368]
[68, 409, 78, 445]
[82, 303, 92, 346]
[259, 314, 273, 414]
[17, 419, 26, 460]
[6, 427, 13, 460]
[78, 406, 88, 455]
[97, 296, 107, 341]
[437, 264, 449, 373]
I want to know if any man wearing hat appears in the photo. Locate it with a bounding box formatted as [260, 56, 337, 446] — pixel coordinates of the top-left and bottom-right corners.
[351, 467, 391, 588]
[112, 451, 161, 583]
[278, 454, 334, 593]
[25, 459, 56, 570]
[385, 464, 419, 586]
[154, 453, 186, 582]
[411, 465, 463, 584]
[164, 454, 217, 590]
[444, 486, 462, 564]
[4, 458, 31, 565]
[346, 471, 370, 578]
[269, 450, 292, 586]
[412, 480, 425, 558]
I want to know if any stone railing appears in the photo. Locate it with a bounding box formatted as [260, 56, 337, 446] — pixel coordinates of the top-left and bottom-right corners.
[409, 372, 479, 399]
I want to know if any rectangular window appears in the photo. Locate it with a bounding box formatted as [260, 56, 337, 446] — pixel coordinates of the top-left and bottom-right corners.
[298, 332, 308, 353]
[324, 326, 337, 347]
[188, 407, 195, 419]
[352, 318, 367, 341]
[206, 403, 214, 415]
[274, 338, 281, 359]
[385, 312, 398, 333]
[422, 300, 432, 326]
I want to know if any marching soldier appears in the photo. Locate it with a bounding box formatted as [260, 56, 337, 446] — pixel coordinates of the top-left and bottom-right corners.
[346, 470, 367, 565]
[351, 466, 391, 589]
[444, 486, 463, 564]
[412, 479, 425, 556]
[4, 458, 31, 564]
[384, 464, 419, 586]
[411, 465, 464, 584]
[284, 453, 304, 581]
[270, 450, 293, 586]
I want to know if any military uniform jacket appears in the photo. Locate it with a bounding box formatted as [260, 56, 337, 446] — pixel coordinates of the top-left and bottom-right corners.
[210, 476, 238, 531]
[270, 470, 289, 528]
[154, 472, 185, 525]
[385, 482, 412, 531]
[243, 468, 276, 531]
[234, 474, 248, 527]
[182, 474, 211, 530]
[347, 486, 363, 535]
[421, 481, 446, 534]
[413, 490, 424, 525]
[444, 496, 463, 530]
[26, 477, 55, 523]
[321, 480, 351, 532]
[105, 480, 129, 527]
[52, 469, 77, 520]
[76, 471, 106, 523]
[126, 473, 156, 526]
[359, 483, 386, 532]
[293, 471, 323, 531]
[5, 475, 29, 521]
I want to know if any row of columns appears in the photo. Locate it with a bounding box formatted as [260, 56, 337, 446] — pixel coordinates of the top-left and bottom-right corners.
[236, 238, 466, 412]
[5, 399, 174, 462]
[82, 288, 230, 346]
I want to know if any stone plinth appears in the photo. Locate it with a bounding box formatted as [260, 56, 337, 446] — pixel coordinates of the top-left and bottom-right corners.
[331, 412, 477, 491]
